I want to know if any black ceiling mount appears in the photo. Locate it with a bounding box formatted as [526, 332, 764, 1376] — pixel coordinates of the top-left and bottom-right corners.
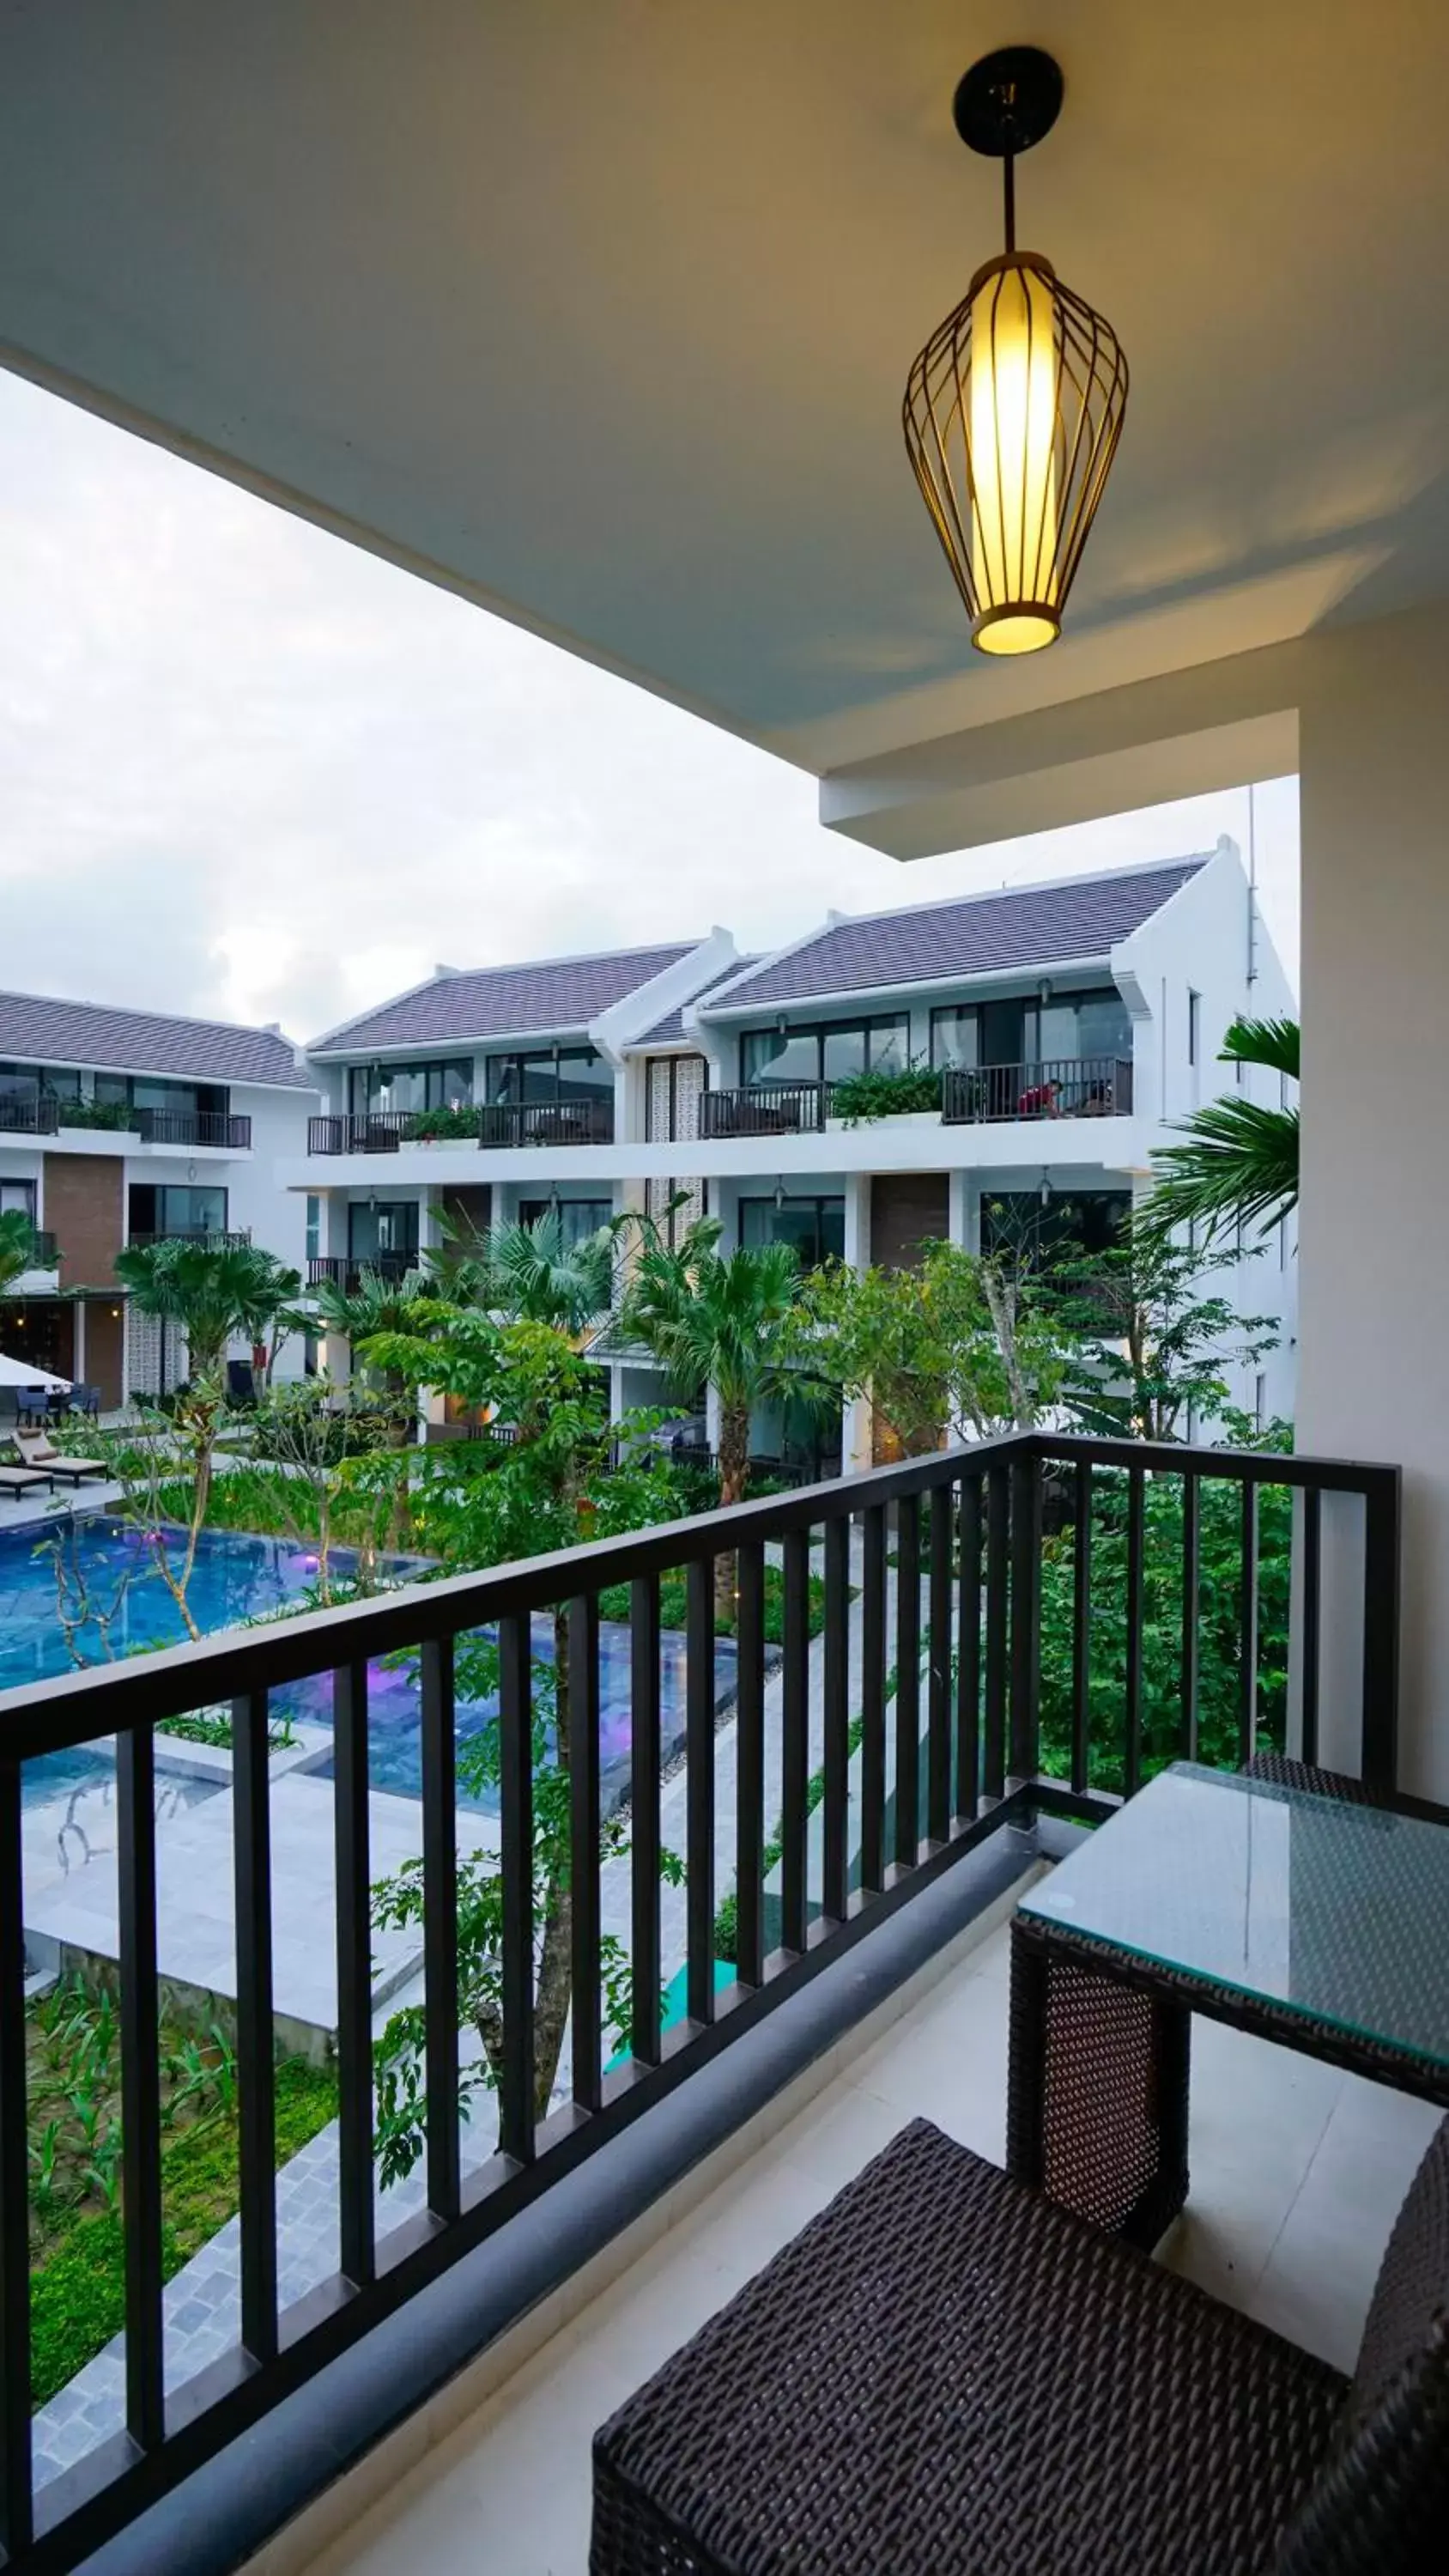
[952, 46, 1064, 159]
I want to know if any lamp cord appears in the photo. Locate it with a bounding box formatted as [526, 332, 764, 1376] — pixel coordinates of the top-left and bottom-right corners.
[1003, 151, 1016, 252]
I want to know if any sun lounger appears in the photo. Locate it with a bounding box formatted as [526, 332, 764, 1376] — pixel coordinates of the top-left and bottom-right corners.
[0, 1466, 52, 1498]
[9, 1434, 108, 1485]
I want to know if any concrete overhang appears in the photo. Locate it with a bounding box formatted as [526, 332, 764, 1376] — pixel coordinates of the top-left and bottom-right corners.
[2, 4, 1444, 855]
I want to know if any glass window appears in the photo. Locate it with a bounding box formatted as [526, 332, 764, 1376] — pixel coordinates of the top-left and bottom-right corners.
[94, 1072, 130, 1106]
[1188, 989, 1202, 1066]
[128, 1184, 228, 1240]
[351, 1060, 473, 1116]
[486, 1048, 606, 1108]
[821, 1026, 868, 1085]
[0, 1179, 37, 1218]
[742, 1027, 820, 1088]
[348, 1200, 420, 1260]
[739, 1195, 845, 1271]
[866, 1017, 910, 1072]
[518, 1197, 613, 1249]
[931, 1007, 979, 1070]
[306, 1194, 321, 1261]
[981, 1189, 1130, 1267]
[1075, 990, 1132, 1060]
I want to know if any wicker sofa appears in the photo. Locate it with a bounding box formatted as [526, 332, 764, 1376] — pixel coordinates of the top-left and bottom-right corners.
[592, 2111, 1449, 2574]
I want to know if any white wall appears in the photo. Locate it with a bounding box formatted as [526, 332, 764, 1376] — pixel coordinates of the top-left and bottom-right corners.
[1296, 602, 1449, 1801]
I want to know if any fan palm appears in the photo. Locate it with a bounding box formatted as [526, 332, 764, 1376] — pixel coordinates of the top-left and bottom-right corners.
[620, 1219, 807, 1610]
[113, 1237, 297, 1383]
[1143, 1016, 1300, 1248]
[428, 1210, 613, 1336]
[0, 1206, 40, 1297]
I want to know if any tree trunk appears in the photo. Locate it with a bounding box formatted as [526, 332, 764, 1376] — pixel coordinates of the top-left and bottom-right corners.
[714, 1403, 750, 1619]
[529, 1601, 575, 2116]
[981, 1267, 1035, 1429]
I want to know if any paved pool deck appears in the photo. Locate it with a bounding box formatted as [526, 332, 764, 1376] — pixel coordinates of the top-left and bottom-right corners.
[30, 1541, 904, 2488]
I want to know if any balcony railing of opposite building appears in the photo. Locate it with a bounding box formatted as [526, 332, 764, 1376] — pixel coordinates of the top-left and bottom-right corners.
[306, 1249, 421, 1292]
[0, 1096, 60, 1136]
[307, 1109, 486, 1154]
[126, 1228, 253, 1252]
[19, 1230, 58, 1267]
[477, 1098, 615, 1149]
[942, 1056, 1134, 1125]
[133, 1109, 253, 1150]
[701, 1081, 828, 1139]
[0, 1426, 1402, 2569]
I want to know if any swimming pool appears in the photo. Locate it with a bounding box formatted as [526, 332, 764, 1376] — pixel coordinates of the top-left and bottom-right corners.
[0, 1516, 737, 1811]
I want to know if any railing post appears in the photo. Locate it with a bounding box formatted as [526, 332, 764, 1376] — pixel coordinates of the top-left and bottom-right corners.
[1008, 1449, 1042, 1783]
[1360, 1467, 1402, 1795]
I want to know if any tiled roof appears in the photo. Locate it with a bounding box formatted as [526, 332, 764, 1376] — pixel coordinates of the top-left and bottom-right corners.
[638, 959, 761, 1046]
[707, 860, 1210, 1012]
[0, 991, 307, 1087]
[312, 944, 698, 1054]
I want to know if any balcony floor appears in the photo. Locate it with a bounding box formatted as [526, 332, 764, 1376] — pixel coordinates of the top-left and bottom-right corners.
[258, 1893, 1441, 2576]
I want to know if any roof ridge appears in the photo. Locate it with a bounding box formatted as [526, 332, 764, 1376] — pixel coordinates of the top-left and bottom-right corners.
[801, 852, 1213, 943]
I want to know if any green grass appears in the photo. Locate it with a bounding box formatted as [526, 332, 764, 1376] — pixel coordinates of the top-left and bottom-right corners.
[27, 2026, 336, 2409]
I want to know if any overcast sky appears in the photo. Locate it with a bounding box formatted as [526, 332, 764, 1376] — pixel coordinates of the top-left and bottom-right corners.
[0, 369, 1300, 1047]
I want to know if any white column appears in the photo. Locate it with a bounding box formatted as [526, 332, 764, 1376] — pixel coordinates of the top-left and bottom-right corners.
[841, 1173, 873, 1473]
[1297, 602, 1449, 1800]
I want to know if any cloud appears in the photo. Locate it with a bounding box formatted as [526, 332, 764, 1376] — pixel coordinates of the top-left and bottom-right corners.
[0, 371, 1300, 1041]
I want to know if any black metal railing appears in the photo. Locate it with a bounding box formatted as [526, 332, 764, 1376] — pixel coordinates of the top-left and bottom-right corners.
[477, 1099, 615, 1149]
[306, 1250, 421, 1293]
[126, 1228, 252, 1252]
[701, 1082, 827, 1139]
[0, 1429, 1400, 2566]
[0, 1097, 59, 1136]
[307, 1109, 500, 1154]
[19, 1230, 58, 1267]
[133, 1110, 252, 1151]
[942, 1056, 1134, 1124]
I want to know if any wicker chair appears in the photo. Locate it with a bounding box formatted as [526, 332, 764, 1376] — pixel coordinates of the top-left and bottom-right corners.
[1243, 1750, 1387, 1806]
[592, 2113, 1449, 2575]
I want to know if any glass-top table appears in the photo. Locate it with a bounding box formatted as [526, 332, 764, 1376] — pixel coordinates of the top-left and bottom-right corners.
[1007, 1763, 1449, 2245]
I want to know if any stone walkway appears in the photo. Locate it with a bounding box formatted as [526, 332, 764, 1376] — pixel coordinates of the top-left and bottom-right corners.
[32, 1532, 914, 2486]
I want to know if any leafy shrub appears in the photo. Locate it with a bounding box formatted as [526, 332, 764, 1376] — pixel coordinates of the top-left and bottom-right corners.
[56, 1098, 136, 1132]
[829, 1060, 943, 1126]
[408, 1104, 481, 1141]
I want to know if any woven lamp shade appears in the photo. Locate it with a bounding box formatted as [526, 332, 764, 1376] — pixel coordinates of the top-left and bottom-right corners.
[904, 249, 1128, 655]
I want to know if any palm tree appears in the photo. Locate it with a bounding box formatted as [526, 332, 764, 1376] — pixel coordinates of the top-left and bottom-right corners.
[428, 1209, 613, 1336]
[294, 1264, 434, 1430]
[233, 1249, 302, 1385]
[619, 1218, 806, 1613]
[0, 1206, 39, 1298]
[1143, 1016, 1300, 1247]
[113, 1237, 296, 1384]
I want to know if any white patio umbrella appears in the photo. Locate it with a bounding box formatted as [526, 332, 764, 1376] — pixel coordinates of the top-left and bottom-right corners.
[0, 1352, 71, 1390]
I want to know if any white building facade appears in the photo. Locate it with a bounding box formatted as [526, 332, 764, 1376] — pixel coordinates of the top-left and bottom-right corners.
[282, 842, 1296, 1465]
[0, 993, 318, 1404]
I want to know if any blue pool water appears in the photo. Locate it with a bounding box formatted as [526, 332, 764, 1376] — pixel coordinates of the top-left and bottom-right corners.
[0, 1516, 737, 1811]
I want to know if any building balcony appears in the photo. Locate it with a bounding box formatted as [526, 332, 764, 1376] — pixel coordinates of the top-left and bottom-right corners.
[126, 1226, 252, 1251]
[942, 1054, 1134, 1124]
[306, 1249, 422, 1291]
[701, 1080, 827, 1138]
[477, 1097, 614, 1148]
[0, 1428, 1409, 2569]
[700, 1057, 1135, 1140]
[307, 1103, 616, 1155]
[131, 1108, 252, 1150]
[0, 1097, 59, 1137]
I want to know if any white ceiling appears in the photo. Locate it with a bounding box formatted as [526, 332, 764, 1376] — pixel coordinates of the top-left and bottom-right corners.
[2, 2, 1446, 803]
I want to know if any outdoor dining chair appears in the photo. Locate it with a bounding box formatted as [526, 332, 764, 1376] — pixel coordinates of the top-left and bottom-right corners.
[592, 2112, 1449, 2573]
